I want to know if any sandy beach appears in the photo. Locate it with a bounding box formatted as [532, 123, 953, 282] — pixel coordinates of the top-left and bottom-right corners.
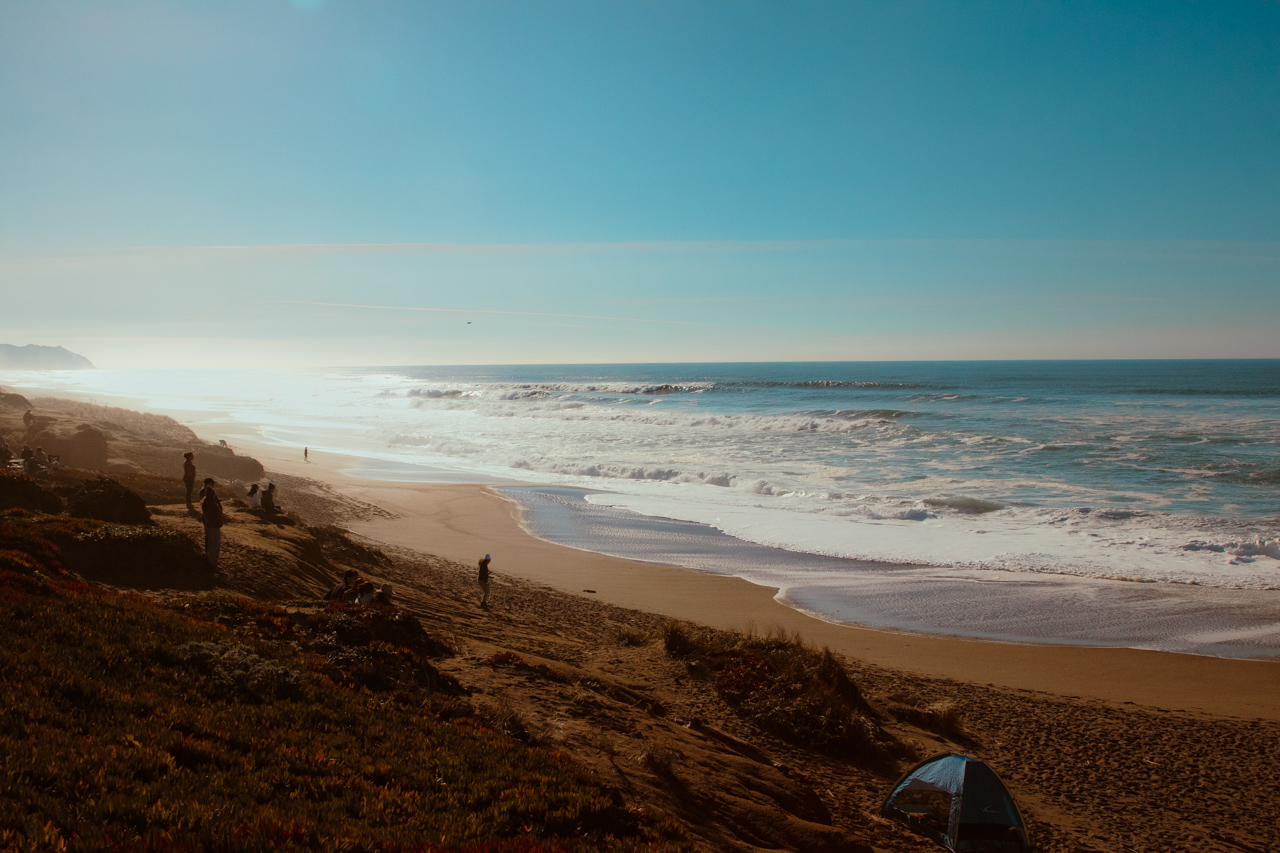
[207, 424, 1280, 722]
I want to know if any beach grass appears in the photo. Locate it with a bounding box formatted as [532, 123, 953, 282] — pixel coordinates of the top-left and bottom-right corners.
[662, 623, 900, 764]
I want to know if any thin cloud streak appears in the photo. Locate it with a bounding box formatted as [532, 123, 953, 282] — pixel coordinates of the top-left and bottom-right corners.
[271, 300, 720, 327]
[8, 238, 1279, 263]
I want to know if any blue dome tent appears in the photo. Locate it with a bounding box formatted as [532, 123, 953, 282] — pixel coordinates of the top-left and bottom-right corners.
[880, 753, 1032, 852]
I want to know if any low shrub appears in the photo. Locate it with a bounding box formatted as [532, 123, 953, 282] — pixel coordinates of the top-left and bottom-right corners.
[66, 475, 151, 524]
[886, 695, 966, 737]
[0, 470, 62, 514]
[614, 625, 651, 647]
[0, 519, 64, 574]
[1, 510, 206, 579]
[662, 623, 897, 763]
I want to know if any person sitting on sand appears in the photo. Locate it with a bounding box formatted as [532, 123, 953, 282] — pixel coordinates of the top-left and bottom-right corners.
[261, 482, 282, 515]
[245, 483, 262, 509]
[182, 452, 197, 506]
[34, 446, 49, 468]
[198, 477, 224, 569]
[354, 581, 377, 606]
[478, 554, 492, 609]
[374, 583, 395, 606]
[325, 569, 360, 601]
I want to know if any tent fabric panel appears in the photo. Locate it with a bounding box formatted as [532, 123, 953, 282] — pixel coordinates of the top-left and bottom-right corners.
[958, 761, 1024, 827]
[954, 761, 1031, 853]
[890, 753, 966, 798]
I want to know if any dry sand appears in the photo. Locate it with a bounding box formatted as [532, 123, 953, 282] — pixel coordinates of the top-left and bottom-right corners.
[205, 428, 1280, 722]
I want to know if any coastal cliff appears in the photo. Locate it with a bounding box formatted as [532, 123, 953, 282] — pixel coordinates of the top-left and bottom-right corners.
[0, 344, 95, 370]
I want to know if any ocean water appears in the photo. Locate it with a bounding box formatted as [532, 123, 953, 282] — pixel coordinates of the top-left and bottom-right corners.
[11, 361, 1280, 656]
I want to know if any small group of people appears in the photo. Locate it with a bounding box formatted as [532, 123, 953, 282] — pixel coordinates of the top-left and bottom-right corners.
[325, 569, 395, 606]
[243, 481, 283, 514]
[2, 436, 57, 474]
[185, 447, 294, 569]
[181, 447, 495, 612]
[184, 451, 282, 514]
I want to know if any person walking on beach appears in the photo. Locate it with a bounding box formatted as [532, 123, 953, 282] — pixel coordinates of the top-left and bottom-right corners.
[182, 452, 197, 507]
[304, 446, 308, 462]
[198, 477, 224, 569]
[478, 554, 492, 609]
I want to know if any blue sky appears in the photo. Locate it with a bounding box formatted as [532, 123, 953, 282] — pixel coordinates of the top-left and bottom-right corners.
[1, 0, 1277, 367]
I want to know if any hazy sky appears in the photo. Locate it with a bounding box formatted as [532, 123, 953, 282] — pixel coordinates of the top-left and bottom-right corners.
[2, 0, 1277, 367]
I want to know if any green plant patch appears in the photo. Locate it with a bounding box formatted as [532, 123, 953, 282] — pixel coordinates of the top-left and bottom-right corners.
[66, 476, 152, 524]
[0, 520, 65, 574]
[0, 510, 206, 579]
[0, 577, 697, 851]
[0, 470, 63, 514]
[175, 597, 464, 695]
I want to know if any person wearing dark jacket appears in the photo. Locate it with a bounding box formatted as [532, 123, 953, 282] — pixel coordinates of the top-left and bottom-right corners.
[199, 478, 224, 569]
[182, 452, 197, 506]
[262, 482, 282, 515]
[326, 569, 360, 602]
[478, 554, 492, 608]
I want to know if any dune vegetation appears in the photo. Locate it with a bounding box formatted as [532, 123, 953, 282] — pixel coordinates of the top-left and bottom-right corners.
[0, 515, 695, 853]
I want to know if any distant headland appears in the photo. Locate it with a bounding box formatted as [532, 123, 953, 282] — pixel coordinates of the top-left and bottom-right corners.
[0, 344, 95, 370]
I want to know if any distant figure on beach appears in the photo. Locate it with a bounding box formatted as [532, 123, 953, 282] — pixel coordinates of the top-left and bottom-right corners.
[375, 583, 395, 606]
[182, 452, 197, 506]
[478, 554, 492, 608]
[262, 482, 282, 515]
[355, 581, 377, 606]
[219, 439, 229, 448]
[325, 569, 360, 601]
[198, 478, 224, 569]
[304, 446, 308, 462]
[245, 483, 262, 509]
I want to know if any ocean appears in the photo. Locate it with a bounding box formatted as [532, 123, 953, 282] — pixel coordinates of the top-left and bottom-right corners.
[13, 360, 1280, 657]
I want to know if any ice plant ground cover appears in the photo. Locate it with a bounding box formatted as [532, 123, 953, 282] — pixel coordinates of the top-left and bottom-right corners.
[0, 528, 696, 853]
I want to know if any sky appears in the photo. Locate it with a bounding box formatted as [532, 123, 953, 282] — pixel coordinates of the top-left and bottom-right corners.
[1, 0, 1278, 368]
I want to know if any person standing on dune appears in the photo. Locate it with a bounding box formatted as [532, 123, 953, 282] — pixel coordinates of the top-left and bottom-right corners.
[478, 554, 492, 609]
[182, 452, 197, 507]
